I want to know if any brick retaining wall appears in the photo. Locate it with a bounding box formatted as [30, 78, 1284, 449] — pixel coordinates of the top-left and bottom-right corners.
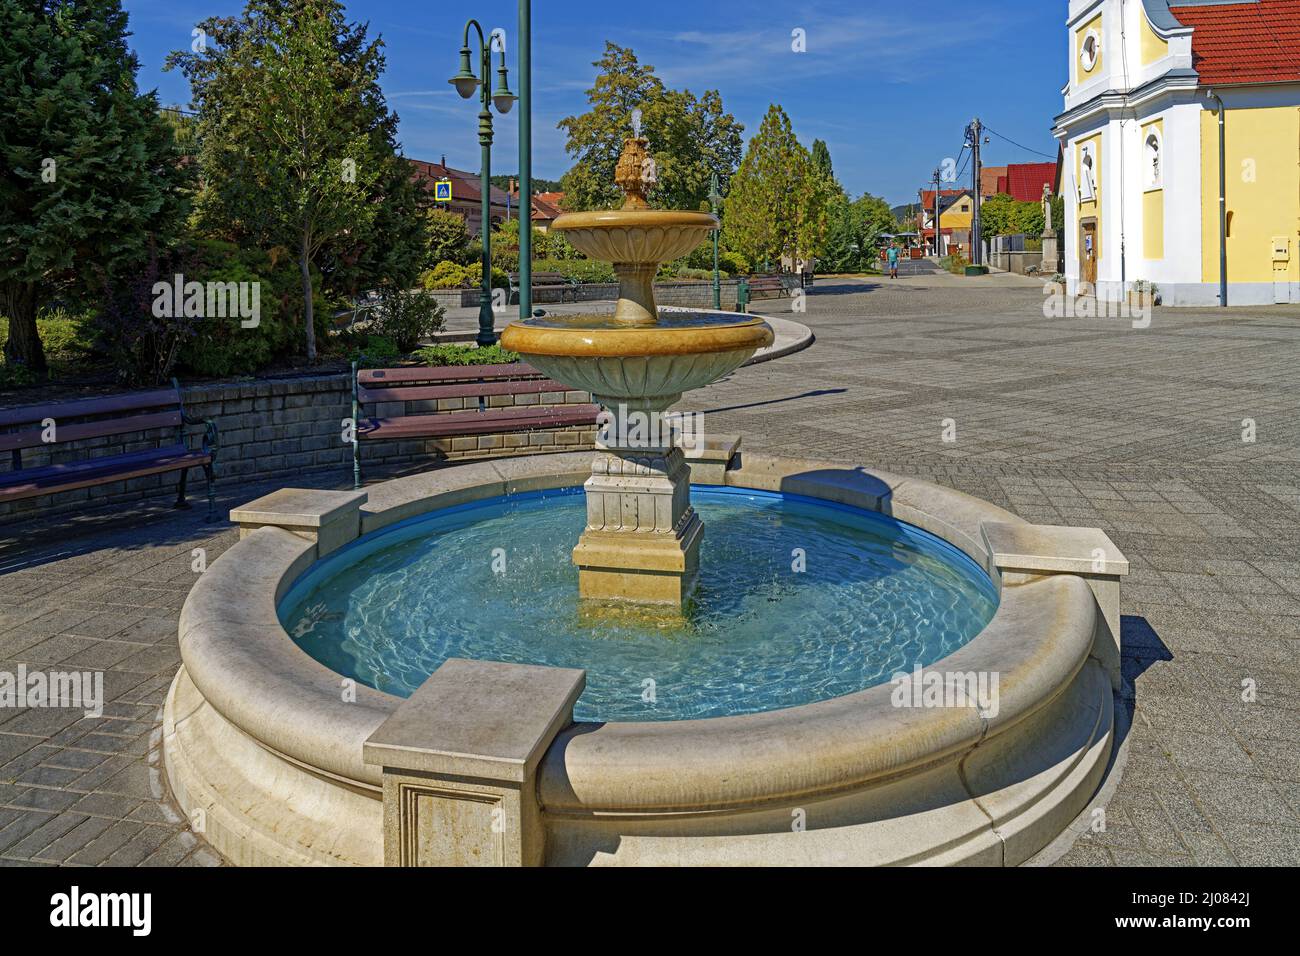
[0, 372, 595, 527]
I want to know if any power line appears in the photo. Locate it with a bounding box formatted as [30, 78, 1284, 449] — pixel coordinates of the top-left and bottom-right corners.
[955, 147, 972, 183]
[982, 124, 1056, 160]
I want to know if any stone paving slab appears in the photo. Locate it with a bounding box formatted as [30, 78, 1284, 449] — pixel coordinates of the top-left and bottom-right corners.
[1, 265, 1297, 866]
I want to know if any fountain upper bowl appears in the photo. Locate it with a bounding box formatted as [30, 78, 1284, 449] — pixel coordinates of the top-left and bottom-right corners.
[552, 209, 718, 264]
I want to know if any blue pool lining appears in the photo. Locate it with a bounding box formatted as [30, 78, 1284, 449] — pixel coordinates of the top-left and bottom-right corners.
[278, 484, 998, 621]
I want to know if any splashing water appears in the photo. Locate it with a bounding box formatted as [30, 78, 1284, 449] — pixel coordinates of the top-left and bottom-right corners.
[281, 488, 998, 722]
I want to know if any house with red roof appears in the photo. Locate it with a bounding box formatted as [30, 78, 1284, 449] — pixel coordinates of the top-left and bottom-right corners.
[979, 163, 1059, 204]
[408, 157, 512, 237]
[1003, 163, 1059, 204]
[529, 191, 566, 232]
[1053, 0, 1300, 305]
[916, 189, 973, 255]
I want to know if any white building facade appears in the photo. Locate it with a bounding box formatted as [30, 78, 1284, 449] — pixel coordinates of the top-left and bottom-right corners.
[1053, 0, 1300, 306]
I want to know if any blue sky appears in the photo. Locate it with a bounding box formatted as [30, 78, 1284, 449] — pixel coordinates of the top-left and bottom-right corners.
[123, 0, 1067, 206]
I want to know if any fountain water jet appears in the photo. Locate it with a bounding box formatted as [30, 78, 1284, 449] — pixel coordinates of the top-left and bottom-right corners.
[500, 135, 774, 607]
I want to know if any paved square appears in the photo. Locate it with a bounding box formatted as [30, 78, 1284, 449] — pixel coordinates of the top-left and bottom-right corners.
[2, 265, 1297, 866]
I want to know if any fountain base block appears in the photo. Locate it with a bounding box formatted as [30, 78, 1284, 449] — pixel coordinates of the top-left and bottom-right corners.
[573, 445, 703, 608]
[573, 512, 702, 607]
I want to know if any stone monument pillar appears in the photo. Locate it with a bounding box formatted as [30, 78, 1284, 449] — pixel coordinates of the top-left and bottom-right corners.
[1041, 184, 1059, 274]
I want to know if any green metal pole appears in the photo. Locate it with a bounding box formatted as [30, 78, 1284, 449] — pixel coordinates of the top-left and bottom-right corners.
[477, 45, 496, 346]
[518, 0, 532, 320]
[712, 228, 720, 310]
[710, 172, 721, 310]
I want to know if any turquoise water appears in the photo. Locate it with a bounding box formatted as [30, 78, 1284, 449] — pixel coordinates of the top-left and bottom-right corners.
[280, 488, 998, 723]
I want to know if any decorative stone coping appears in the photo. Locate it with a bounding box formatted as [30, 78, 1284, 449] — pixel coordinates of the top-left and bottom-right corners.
[364, 659, 585, 866]
[166, 449, 1125, 866]
[680, 435, 740, 485]
[364, 659, 585, 783]
[982, 521, 1130, 576]
[982, 520, 1129, 690]
[230, 488, 367, 556]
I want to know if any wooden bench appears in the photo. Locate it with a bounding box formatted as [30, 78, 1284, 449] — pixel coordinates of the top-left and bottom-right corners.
[737, 274, 794, 311]
[0, 381, 218, 520]
[351, 362, 599, 487]
[508, 271, 579, 305]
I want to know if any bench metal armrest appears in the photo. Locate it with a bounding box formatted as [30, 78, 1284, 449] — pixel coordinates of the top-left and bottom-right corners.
[183, 414, 220, 459]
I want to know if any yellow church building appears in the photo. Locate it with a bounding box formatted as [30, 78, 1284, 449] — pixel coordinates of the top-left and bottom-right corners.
[1054, 0, 1300, 305]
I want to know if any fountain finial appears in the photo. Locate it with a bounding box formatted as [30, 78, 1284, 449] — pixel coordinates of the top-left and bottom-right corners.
[614, 135, 655, 210]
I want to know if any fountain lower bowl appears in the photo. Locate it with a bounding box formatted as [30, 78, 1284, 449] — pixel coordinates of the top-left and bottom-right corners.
[163, 453, 1116, 867]
[499, 310, 774, 402]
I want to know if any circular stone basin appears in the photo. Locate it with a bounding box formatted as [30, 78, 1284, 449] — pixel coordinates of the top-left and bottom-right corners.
[279, 487, 998, 722]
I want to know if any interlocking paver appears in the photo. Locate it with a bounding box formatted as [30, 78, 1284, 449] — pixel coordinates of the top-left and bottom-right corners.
[0, 267, 1296, 866]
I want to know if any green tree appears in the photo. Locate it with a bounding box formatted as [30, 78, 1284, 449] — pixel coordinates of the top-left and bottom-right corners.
[558, 43, 743, 211]
[821, 192, 896, 273]
[325, 157, 428, 299]
[811, 139, 833, 182]
[0, 0, 190, 375]
[425, 208, 473, 266]
[168, 0, 422, 360]
[979, 193, 1061, 239]
[723, 104, 829, 269]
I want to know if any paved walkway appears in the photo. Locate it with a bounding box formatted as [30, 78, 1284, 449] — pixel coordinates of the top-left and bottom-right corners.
[2, 266, 1297, 865]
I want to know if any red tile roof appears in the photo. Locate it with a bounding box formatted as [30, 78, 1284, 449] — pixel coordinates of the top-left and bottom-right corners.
[530, 191, 565, 222]
[1004, 162, 1058, 203]
[918, 189, 966, 207]
[408, 159, 511, 208]
[1170, 0, 1300, 86]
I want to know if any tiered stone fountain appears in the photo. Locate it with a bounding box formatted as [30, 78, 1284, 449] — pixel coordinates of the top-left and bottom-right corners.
[501, 135, 773, 607]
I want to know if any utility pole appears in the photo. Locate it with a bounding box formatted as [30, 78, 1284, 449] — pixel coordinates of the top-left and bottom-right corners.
[967, 117, 984, 267]
[932, 169, 942, 257]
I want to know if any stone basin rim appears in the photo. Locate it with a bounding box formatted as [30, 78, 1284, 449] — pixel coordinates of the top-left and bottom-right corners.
[173, 451, 1103, 815]
[500, 314, 774, 357]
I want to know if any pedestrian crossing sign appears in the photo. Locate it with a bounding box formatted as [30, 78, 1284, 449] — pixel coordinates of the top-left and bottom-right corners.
[435, 179, 453, 202]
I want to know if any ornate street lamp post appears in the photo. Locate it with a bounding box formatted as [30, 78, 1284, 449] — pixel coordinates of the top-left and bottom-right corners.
[708, 172, 723, 311]
[517, 0, 532, 321]
[449, 22, 516, 346]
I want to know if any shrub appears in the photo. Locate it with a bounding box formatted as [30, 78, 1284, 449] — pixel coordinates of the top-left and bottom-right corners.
[534, 230, 578, 260]
[422, 260, 467, 289]
[462, 262, 510, 290]
[491, 241, 520, 273]
[532, 257, 615, 283]
[0, 310, 93, 360]
[350, 334, 400, 367]
[175, 250, 295, 378]
[92, 245, 200, 386]
[718, 250, 750, 276]
[0, 362, 38, 388]
[422, 261, 509, 290]
[427, 208, 474, 266]
[416, 342, 518, 366]
[370, 288, 446, 351]
[941, 250, 970, 275]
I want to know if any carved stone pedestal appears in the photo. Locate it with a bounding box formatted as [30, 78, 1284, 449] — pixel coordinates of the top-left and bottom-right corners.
[573, 427, 702, 608]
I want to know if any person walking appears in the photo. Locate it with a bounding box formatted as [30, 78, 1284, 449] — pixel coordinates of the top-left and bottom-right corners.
[887, 242, 900, 279]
